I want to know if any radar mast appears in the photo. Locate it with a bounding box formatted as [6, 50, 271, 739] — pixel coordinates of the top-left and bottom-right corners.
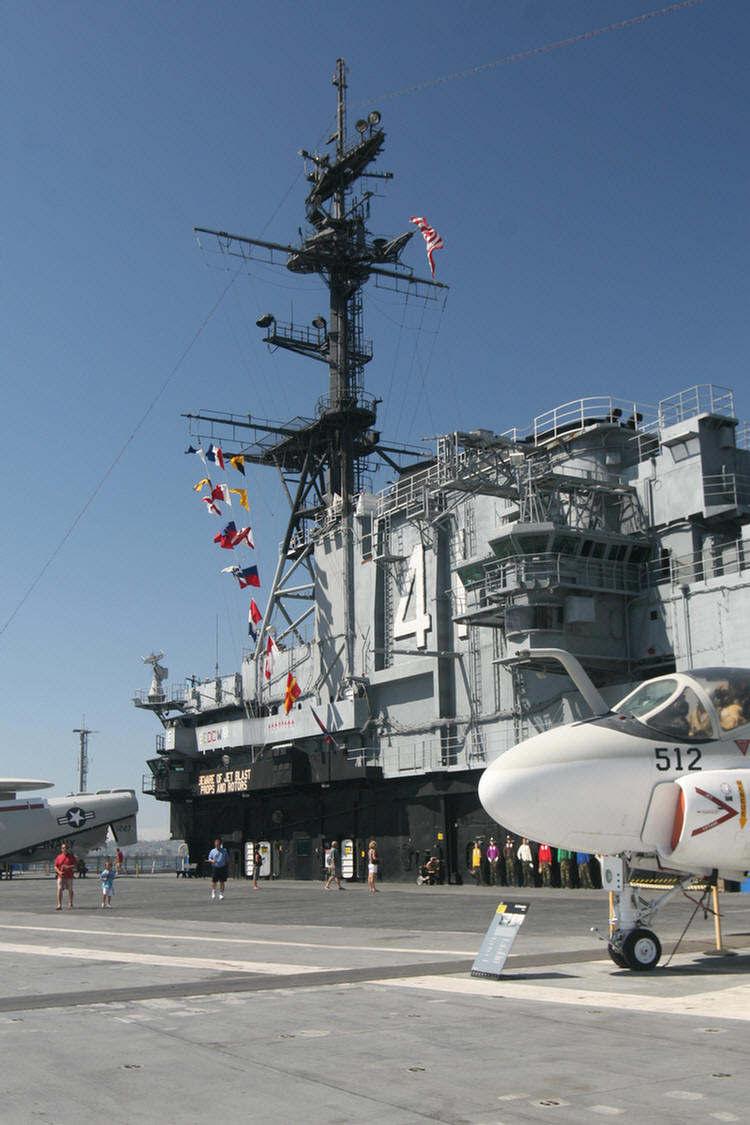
[188, 59, 447, 698]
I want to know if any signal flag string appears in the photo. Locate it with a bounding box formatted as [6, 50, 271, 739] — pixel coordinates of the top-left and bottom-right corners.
[356, 0, 706, 106]
[0, 267, 243, 641]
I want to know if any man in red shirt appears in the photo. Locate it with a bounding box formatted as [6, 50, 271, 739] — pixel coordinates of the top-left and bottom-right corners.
[54, 841, 77, 910]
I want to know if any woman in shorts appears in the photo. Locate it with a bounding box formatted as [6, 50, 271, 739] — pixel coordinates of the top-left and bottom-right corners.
[367, 840, 379, 893]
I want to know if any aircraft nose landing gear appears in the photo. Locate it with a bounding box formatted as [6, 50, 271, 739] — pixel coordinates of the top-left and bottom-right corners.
[600, 856, 698, 972]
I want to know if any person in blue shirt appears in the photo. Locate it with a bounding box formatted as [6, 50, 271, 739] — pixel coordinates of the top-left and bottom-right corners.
[100, 859, 115, 908]
[208, 839, 229, 900]
[576, 852, 594, 888]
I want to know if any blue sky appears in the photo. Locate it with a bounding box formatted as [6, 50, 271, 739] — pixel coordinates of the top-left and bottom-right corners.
[3, 0, 747, 836]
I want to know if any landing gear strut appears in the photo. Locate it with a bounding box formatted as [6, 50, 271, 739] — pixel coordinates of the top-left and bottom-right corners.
[597, 856, 696, 971]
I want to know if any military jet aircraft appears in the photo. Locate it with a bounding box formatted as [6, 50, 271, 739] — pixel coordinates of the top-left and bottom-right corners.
[0, 779, 138, 866]
[478, 649, 750, 971]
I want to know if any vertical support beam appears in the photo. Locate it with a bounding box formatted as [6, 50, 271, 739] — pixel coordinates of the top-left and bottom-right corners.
[712, 883, 724, 953]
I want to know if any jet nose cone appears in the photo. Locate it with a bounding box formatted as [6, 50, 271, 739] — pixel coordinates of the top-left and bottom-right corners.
[478, 728, 580, 844]
[477, 764, 501, 820]
[479, 751, 536, 838]
[478, 721, 648, 854]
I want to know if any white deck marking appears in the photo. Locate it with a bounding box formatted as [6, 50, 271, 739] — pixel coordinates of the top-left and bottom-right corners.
[378, 970, 750, 1022]
[0, 922, 475, 957]
[0, 941, 319, 975]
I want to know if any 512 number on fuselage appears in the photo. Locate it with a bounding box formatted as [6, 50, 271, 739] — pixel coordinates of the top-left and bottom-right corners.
[653, 746, 702, 771]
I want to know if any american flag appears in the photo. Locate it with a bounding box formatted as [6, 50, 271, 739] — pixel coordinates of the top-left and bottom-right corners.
[410, 216, 443, 278]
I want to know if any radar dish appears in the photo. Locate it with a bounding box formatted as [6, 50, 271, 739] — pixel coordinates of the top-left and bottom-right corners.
[0, 778, 55, 799]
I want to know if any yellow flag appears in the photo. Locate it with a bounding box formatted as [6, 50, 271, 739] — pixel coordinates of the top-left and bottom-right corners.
[193, 477, 211, 492]
[230, 488, 249, 511]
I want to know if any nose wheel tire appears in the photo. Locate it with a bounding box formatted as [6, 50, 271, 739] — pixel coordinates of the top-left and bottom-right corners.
[622, 928, 661, 971]
[607, 944, 628, 969]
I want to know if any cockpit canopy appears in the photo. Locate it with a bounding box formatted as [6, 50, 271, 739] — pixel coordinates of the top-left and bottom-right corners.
[614, 667, 750, 742]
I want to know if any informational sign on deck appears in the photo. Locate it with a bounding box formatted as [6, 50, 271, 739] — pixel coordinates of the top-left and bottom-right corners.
[471, 901, 530, 979]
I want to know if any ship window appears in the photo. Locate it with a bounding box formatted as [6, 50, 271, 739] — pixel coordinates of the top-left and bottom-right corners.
[492, 538, 516, 561]
[517, 533, 549, 553]
[506, 604, 563, 635]
[358, 515, 373, 560]
[590, 542, 605, 559]
[553, 534, 579, 556]
[671, 437, 700, 463]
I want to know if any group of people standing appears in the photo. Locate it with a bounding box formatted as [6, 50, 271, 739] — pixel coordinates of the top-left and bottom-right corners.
[54, 842, 120, 909]
[472, 836, 598, 889]
[324, 839, 380, 892]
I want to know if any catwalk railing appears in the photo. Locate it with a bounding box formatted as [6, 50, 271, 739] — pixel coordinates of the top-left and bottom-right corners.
[649, 535, 750, 587]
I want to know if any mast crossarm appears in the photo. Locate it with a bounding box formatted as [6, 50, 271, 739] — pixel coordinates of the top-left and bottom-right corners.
[194, 227, 297, 265]
[368, 264, 449, 292]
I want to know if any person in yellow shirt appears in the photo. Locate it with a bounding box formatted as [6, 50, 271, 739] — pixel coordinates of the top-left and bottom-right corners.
[471, 840, 483, 885]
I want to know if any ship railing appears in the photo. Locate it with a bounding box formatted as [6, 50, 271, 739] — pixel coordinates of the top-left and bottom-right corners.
[315, 387, 377, 418]
[649, 536, 750, 586]
[736, 423, 750, 451]
[657, 384, 735, 429]
[529, 396, 656, 445]
[703, 472, 750, 510]
[376, 464, 438, 519]
[276, 520, 319, 555]
[422, 386, 745, 491]
[433, 435, 515, 488]
[17, 852, 195, 877]
[142, 773, 159, 796]
[461, 552, 644, 606]
[391, 727, 517, 773]
[341, 744, 382, 769]
[132, 683, 189, 708]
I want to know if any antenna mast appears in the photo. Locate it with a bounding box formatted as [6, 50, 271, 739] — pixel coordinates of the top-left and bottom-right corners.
[73, 717, 97, 793]
[189, 59, 448, 700]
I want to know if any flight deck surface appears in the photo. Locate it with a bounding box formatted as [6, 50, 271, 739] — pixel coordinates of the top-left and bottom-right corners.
[3, 875, 750, 1123]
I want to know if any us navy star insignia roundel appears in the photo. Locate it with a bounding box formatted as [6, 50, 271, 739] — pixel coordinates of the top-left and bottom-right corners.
[56, 806, 96, 828]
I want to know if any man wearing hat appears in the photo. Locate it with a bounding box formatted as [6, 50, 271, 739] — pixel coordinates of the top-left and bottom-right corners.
[486, 837, 500, 885]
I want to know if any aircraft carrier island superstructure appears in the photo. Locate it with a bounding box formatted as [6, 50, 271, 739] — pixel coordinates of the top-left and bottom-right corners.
[138, 62, 750, 881]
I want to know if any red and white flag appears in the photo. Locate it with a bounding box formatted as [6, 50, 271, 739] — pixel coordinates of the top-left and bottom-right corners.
[264, 635, 277, 681]
[248, 599, 263, 640]
[410, 215, 443, 277]
[232, 525, 254, 548]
